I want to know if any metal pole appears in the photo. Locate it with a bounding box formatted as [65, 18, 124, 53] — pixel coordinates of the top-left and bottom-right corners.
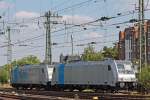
[139, 0, 146, 70]
[142, 0, 147, 67]
[7, 26, 12, 64]
[139, 0, 142, 72]
[45, 12, 48, 64]
[71, 35, 74, 55]
[139, 0, 146, 67]
[7, 26, 12, 83]
[44, 11, 62, 64]
[45, 11, 52, 64]
[48, 11, 52, 64]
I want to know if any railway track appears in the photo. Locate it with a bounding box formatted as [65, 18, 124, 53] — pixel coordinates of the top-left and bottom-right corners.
[0, 88, 72, 100]
[0, 88, 150, 100]
[0, 92, 71, 100]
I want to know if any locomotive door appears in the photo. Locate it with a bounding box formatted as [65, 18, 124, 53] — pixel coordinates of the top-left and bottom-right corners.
[107, 65, 112, 85]
[102, 65, 108, 85]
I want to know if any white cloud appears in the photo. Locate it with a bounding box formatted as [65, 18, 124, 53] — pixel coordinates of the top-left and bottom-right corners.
[86, 32, 103, 38]
[62, 15, 93, 24]
[15, 11, 40, 19]
[0, 1, 13, 9]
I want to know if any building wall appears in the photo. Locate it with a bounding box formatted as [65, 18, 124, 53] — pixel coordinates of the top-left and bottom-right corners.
[118, 31, 125, 60]
[124, 27, 133, 60]
[118, 20, 150, 63]
[146, 21, 150, 62]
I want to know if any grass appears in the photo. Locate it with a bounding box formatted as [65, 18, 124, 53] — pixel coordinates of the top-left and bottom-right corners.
[0, 83, 12, 88]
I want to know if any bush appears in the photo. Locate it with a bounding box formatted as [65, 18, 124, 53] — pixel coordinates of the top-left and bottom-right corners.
[0, 69, 9, 84]
[138, 67, 150, 92]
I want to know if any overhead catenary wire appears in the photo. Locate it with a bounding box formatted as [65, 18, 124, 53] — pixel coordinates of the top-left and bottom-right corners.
[54, 0, 102, 13]
[2, 7, 150, 30]
[2, 1, 150, 27]
[1, 2, 144, 47]
[1, 6, 149, 36]
[0, 16, 139, 48]
[13, 33, 118, 48]
[0, 0, 102, 26]
[11, 33, 118, 55]
[2, 18, 134, 46]
[12, 39, 118, 57]
[0, 0, 148, 63]
[51, 0, 72, 11]
[11, 40, 116, 59]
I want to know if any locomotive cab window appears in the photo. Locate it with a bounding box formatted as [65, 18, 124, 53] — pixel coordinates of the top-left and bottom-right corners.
[108, 65, 111, 71]
[53, 68, 56, 72]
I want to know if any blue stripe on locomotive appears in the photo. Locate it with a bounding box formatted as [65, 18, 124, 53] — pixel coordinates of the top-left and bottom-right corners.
[12, 66, 29, 83]
[12, 67, 19, 83]
[58, 64, 64, 84]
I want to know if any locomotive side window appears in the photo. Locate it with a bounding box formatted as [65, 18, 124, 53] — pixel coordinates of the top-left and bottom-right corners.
[108, 65, 111, 71]
[42, 68, 44, 73]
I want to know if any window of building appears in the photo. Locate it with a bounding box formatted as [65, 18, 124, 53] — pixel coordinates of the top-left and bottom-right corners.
[147, 25, 150, 32]
[148, 38, 150, 46]
[128, 52, 132, 60]
[148, 26, 150, 32]
[148, 53, 150, 60]
[148, 33, 150, 37]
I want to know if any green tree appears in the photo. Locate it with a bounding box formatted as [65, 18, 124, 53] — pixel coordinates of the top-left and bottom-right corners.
[82, 45, 118, 61]
[102, 46, 118, 59]
[82, 45, 104, 61]
[0, 68, 9, 84]
[11, 55, 41, 66]
[138, 67, 150, 91]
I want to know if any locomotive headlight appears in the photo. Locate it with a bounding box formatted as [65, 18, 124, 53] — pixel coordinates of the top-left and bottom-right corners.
[120, 82, 125, 88]
[133, 82, 137, 86]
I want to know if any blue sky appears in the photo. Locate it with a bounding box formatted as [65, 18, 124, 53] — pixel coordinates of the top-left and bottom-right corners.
[0, 0, 149, 66]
